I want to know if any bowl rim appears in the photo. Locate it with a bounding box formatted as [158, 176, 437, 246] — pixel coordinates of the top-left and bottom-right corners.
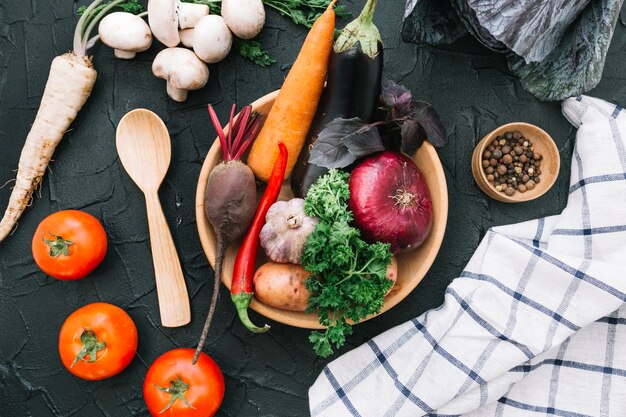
[472, 122, 560, 203]
[195, 90, 449, 329]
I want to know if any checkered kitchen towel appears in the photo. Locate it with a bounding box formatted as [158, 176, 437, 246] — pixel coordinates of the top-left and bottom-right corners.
[309, 95, 626, 417]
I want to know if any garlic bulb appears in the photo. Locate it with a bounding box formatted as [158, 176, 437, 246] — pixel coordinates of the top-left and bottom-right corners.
[260, 198, 318, 264]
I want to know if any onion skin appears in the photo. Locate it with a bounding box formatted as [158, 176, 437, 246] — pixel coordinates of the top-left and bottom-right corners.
[349, 151, 432, 254]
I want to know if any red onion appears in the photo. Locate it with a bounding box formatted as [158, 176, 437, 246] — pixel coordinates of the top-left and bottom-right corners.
[349, 151, 432, 254]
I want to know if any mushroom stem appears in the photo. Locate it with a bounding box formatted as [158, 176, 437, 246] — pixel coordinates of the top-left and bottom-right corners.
[114, 49, 137, 59]
[166, 82, 188, 102]
[179, 28, 194, 48]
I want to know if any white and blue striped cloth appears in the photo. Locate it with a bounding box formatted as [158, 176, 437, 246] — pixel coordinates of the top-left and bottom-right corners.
[309, 95, 626, 417]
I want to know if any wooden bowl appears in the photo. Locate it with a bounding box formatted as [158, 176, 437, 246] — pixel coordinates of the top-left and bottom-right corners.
[471, 122, 560, 203]
[195, 90, 448, 329]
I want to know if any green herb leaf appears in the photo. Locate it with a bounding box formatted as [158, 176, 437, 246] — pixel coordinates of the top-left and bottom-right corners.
[263, 0, 351, 28]
[236, 39, 276, 67]
[179, 0, 222, 15]
[302, 170, 393, 357]
[77, 0, 144, 16]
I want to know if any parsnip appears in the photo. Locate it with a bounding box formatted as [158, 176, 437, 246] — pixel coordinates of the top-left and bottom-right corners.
[0, 55, 96, 241]
[0, 0, 144, 242]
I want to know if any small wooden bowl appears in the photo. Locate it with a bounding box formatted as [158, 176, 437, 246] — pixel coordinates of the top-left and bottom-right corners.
[471, 122, 560, 203]
[195, 90, 448, 329]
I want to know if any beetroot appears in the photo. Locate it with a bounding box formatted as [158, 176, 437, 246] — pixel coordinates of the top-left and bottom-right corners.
[349, 151, 432, 254]
[195, 103, 261, 364]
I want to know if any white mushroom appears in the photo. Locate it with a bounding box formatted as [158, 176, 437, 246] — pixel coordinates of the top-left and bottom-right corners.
[98, 12, 152, 59]
[221, 0, 265, 39]
[177, 2, 209, 29]
[152, 48, 209, 102]
[179, 28, 194, 48]
[148, 0, 210, 46]
[148, 0, 179, 47]
[192, 15, 233, 64]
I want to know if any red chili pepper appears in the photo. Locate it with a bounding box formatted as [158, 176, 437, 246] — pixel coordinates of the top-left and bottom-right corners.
[231, 142, 288, 333]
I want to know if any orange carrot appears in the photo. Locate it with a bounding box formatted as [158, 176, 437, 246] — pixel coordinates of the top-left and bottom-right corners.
[246, 0, 337, 182]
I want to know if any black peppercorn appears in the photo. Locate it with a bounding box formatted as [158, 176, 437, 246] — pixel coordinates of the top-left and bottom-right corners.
[481, 131, 543, 197]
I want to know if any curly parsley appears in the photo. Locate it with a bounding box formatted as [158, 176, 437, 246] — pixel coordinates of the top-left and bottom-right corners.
[236, 39, 276, 67]
[302, 170, 392, 357]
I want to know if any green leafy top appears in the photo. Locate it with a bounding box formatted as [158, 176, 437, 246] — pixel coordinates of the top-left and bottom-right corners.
[180, 0, 222, 15]
[301, 170, 393, 357]
[73, 0, 145, 57]
[77, 0, 143, 16]
[263, 0, 350, 28]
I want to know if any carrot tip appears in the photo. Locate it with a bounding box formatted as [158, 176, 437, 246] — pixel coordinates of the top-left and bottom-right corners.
[328, 0, 337, 9]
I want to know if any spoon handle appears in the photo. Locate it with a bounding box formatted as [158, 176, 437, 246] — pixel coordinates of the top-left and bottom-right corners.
[144, 191, 191, 327]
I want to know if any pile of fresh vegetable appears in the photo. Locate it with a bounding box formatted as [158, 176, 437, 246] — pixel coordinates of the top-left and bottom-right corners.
[3, 1, 448, 414]
[0, 0, 348, 243]
[199, 0, 446, 357]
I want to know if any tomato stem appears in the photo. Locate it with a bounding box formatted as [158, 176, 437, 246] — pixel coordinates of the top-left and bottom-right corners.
[155, 377, 196, 413]
[71, 329, 106, 366]
[43, 233, 73, 257]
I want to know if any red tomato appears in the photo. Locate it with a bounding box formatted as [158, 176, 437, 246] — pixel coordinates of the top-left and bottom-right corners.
[32, 210, 107, 280]
[58, 303, 137, 380]
[144, 348, 225, 417]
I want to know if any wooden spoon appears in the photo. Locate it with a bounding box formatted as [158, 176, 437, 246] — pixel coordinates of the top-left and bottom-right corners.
[116, 109, 191, 327]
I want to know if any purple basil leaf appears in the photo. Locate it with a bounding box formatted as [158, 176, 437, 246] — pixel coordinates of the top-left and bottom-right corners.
[309, 118, 384, 169]
[401, 119, 423, 155]
[409, 101, 447, 148]
[343, 124, 384, 158]
[309, 140, 355, 169]
[381, 79, 412, 115]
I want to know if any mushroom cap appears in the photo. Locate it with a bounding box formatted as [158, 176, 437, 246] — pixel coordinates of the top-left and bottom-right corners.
[221, 0, 265, 39]
[192, 15, 233, 64]
[148, 0, 180, 47]
[177, 2, 209, 30]
[152, 47, 209, 91]
[99, 12, 152, 53]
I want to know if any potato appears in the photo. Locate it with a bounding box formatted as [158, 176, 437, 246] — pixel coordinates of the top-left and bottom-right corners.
[221, 0, 265, 40]
[253, 262, 311, 312]
[384, 256, 398, 296]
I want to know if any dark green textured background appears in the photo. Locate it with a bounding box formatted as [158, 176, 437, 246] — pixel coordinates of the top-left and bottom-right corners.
[1, 1, 625, 416]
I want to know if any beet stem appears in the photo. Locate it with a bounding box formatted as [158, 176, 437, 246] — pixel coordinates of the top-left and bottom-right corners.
[208, 105, 230, 160]
[209, 104, 261, 162]
[231, 106, 251, 154]
[227, 103, 236, 155]
[234, 115, 261, 160]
